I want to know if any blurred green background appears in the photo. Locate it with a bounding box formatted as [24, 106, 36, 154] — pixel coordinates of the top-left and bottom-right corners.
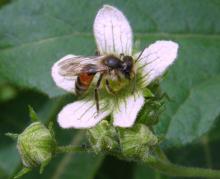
[1, 0, 220, 178]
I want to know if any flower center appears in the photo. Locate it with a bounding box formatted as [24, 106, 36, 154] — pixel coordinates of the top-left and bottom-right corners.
[108, 79, 129, 92]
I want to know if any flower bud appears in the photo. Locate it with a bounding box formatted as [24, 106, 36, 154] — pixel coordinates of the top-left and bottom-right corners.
[87, 121, 158, 161]
[118, 124, 158, 160]
[87, 120, 119, 154]
[17, 121, 56, 168]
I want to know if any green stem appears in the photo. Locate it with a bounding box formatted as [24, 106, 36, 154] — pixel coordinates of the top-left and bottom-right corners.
[56, 144, 220, 178]
[144, 156, 220, 178]
[154, 146, 170, 163]
[56, 145, 90, 154]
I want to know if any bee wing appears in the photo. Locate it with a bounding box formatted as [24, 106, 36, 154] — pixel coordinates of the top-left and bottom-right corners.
[51, 55, 107, 94]
[57, 55, 107, 76]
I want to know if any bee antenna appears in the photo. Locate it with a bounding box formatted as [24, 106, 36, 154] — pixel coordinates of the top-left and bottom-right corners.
[135, 48, 145, 63]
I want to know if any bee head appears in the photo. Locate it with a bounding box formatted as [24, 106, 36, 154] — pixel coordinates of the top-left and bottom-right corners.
[121, 56, 133, 80]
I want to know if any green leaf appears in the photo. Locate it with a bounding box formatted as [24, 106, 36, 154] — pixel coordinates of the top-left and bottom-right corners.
[0, 0, 11, 8]
[154, 37, 220, 147]
[208, 116, 220, 143]
[165, 77, 220, 146]
[165, 123, 220, 176]
[0, 0, 220, 97]
[0, 0, 220, 150]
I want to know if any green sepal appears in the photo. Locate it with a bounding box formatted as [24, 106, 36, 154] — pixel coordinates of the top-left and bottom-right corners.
[5, 132, 19, 140]
[28, 105, 39, 122]
[40, 157, 51, 174]
[48, 121, 55, 138]
[143, 88, 154, 98]
[14, 167, 31, 179]
[138, 99, 163, 125]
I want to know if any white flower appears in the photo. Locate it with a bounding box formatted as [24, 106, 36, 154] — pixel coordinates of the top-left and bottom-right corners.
[51, 5, 179, 129]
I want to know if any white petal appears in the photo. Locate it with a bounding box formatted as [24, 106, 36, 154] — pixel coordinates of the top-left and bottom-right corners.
[113, 93, 144, 127]
[58, 100, 111, 129]
[51, 55, 77, 93]
[136, 41, 179, 86]
[94, 4, 133, 56]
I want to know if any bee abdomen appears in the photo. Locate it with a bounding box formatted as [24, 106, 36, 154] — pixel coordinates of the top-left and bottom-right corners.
[75, 73, 94, 95]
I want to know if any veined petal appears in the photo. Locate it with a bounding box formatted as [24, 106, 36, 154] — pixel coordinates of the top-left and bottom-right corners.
[51, 55, 77, 93]
[113, 93, 144, 127]
[136, 41, 179, 86]
[58, 100, 111, 129]
[94, 4, 133, 56]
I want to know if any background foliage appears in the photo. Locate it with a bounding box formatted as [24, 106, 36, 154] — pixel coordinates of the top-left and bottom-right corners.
[0, 0, 220, 178]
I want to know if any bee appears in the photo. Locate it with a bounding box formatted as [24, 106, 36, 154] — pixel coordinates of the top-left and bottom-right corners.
[57, 54, 135, 112]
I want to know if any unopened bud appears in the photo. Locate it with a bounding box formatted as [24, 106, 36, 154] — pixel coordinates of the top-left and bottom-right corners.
[17, 121, 56, 168]
[87, 120, 118, 154]
[118, 124, 158, 160]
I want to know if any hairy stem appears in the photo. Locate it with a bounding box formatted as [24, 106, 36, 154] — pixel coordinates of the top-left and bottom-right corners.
[144, 156, 220, 178]
[154, 146, 170, 162]
[56, 145, 90, 153]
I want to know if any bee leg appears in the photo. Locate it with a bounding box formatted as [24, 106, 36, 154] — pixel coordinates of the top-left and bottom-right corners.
[116, 72, 122, 82]
[106, 79, 116, 95]
[95, 74, 103, 113]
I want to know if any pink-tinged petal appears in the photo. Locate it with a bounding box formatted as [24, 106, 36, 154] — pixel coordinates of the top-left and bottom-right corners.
[58, 100, 111, 129]
[136, 41, 179, 86]
[113, 93, 144, 127]
[51, 55, 77, 93]
[94, 4, 133, 56]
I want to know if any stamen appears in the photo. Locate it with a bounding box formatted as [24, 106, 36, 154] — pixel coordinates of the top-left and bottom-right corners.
[135, 48, 145, 63]
[137, 56, 159, 71]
